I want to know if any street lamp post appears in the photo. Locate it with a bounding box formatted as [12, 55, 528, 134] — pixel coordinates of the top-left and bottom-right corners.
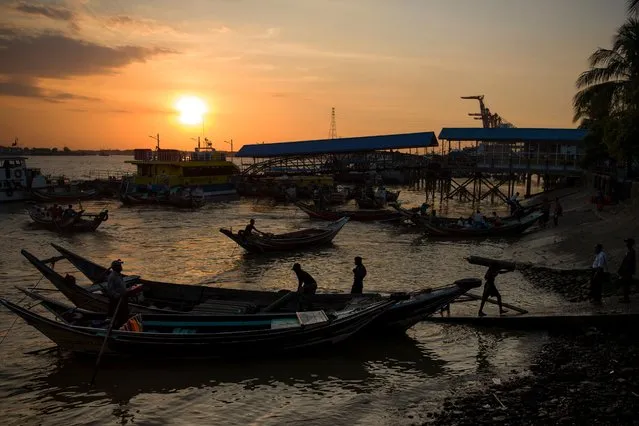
[149, 133, 160, 149]
[191, 137, 201, 150]
[224, 139, 233, 153]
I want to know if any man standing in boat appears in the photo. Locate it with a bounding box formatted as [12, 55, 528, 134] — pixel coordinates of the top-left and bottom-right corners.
[478, 263, 509, 317]
[351, 256, 367, 294]
[106, 260, 129, 328]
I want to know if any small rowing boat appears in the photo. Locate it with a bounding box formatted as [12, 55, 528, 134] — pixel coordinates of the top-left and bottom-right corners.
[220, 217, 348, 253]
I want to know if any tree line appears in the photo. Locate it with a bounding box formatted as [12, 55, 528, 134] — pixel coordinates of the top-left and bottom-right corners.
[574, 0, 639, 176]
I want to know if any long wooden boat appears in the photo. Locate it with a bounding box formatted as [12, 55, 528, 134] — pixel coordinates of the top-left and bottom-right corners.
[220, 217, 349, 253]
[31, 188, 98, 202]
[29, 245, 482, 333]
[27, 207, 109, 232]
[122, 193, 205, 209]
[420, 212, 543, 238]
[0, 296, 395, 359]
[295, 201, 401, 222]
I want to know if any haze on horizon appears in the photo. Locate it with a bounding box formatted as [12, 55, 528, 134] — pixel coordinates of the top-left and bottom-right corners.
[0, 0, 627, 151]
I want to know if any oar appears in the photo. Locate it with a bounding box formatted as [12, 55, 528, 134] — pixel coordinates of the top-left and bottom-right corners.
[90, 296, 124, 385]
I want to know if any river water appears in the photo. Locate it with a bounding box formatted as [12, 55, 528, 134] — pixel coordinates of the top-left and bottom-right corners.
[0, 156, 560, 425]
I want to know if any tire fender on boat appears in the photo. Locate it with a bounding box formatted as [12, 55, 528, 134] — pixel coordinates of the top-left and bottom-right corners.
[13, 169, 22, 180]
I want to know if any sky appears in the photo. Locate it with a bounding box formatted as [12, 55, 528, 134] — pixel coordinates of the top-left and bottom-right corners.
[0, 0, 629, 150]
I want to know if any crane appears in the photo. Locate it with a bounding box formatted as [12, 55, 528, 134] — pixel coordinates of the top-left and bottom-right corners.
[461, 95, 514, 128]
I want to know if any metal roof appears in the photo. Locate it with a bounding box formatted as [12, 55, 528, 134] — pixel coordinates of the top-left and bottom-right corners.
[235, 132, 438, 158]
[438, 128, 588, 143]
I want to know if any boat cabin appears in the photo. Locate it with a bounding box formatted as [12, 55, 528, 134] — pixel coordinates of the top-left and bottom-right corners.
[123, 146, 239, 197]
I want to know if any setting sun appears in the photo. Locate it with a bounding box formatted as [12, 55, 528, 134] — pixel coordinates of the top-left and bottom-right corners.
[176, 96, 207, 125]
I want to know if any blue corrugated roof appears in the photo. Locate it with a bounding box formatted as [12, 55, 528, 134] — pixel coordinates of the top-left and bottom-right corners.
[235, 132, 438, 158]
[438, 128, 588, 143]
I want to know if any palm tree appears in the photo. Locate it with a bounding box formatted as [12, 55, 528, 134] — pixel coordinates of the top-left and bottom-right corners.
[629, 0, 639, 15]
[573, 17, 639, 165]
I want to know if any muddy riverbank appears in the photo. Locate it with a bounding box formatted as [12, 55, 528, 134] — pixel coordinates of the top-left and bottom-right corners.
[424, 188, 639, 425]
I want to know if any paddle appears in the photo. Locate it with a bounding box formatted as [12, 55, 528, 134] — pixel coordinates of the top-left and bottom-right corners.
[90, 295, 123, 385]
[90, 283, 143, 385]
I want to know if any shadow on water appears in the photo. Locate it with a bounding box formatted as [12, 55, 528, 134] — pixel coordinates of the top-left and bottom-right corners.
[16, 334, 447, 423]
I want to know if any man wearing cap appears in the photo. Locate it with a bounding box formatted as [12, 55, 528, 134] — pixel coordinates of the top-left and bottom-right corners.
[106, 259, 128, 328]
[351, 256, 367, 294]
[618, 238, 636, 303]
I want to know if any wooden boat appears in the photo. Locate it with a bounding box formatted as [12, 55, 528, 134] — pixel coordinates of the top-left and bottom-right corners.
[122, 192, 205, 209]
[414, 211, 543, 238]
[392, 204, 543, 235]
[31, 188, 98, 202]
[220, 217, 349, 253]
[0, 296, 396, 359]
[27, 207, 109, 232]
[295, 201, 401, 222]
[27, 245, 483, 333]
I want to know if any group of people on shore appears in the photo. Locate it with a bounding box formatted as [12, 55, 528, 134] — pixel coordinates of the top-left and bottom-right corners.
[589, 238, 636, 304]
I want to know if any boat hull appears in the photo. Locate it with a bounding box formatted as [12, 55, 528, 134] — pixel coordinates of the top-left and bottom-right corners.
[28, 208, 108, 232]
[295, 202, 401, 222]
[219, 217, 349, 253]
[31, 188, 98, 202]
[0, 298, 393, 359]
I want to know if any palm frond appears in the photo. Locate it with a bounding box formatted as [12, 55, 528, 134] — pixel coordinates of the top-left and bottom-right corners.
[572, 81, 624, 122]
[576, 66, 630, 89]
[588, 48, 627, 68]
[628, 0, 639, 15]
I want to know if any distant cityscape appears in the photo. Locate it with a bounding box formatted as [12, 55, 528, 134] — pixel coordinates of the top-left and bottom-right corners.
[0, 146, 233, 156]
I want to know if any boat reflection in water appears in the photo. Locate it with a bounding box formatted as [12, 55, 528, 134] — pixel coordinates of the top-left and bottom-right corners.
[27, 334, 446, 424]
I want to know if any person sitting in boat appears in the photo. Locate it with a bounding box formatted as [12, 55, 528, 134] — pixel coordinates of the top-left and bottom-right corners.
[375, 187, 387, 204]
[472, 209, 486, 228]
[456, 217, 465, 227]
[106, 259, 129, 328]
[430, 209, 439, 225]
[62, 204, 76, 218]
[48, 204, 61, 220]
[420, 202, 430, 216]
[239, 219, 263, 238]
[292, 263, 318, 295]
[351, 256, 367, 294]
[491, 212, 502, 226]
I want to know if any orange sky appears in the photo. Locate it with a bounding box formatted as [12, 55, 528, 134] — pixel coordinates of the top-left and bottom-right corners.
[0, 0, 628, 151]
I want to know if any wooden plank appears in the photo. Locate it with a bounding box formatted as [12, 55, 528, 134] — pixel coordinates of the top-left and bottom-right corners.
[464, 292, 529, 314]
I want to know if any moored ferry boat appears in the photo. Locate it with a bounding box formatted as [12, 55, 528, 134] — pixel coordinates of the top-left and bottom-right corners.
[0, 156, 47, 203]
[120, 142, 239, 199]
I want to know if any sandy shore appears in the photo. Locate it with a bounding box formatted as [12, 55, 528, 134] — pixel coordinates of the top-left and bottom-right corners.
[424, 184, 639, 425]
[506, 185, 638, 270]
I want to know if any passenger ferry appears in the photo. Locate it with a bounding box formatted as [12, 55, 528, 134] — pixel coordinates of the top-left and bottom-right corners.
[121, 141, 239, 199]
[0, 156, 47, 202]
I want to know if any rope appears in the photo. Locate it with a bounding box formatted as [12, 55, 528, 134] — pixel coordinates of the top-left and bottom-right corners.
[0, 275, 45, 346]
